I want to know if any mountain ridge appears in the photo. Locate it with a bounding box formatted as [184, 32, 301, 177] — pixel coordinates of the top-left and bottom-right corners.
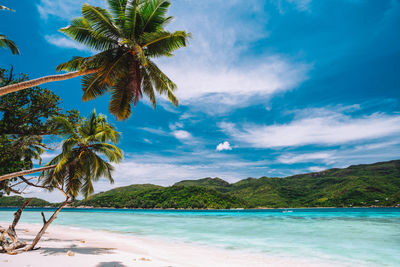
[1, 159, 399, 208]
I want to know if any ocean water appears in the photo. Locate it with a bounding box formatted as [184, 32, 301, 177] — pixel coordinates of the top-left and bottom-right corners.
[0, 208, 399, 266]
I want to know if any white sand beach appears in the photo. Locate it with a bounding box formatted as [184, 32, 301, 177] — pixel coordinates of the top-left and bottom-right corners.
[0, 222, 346, 267]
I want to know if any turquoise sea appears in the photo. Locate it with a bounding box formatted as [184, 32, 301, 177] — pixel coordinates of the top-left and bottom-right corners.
[0, 207, 399, 266]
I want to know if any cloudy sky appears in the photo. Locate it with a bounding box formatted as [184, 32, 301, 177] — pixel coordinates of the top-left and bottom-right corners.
[1, 0, 400, 201]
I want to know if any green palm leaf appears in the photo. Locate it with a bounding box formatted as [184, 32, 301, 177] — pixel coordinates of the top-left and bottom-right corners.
[81, 4, 121, 39]
[143, 31, 191, 57]
[107, 0, 128, 28]
[0, 34, 19, 55]
[109, 80, 133, 120]
[140, 0, 171, 33]
[41, 110, 123, 199]
[60, 17, 118, 51]
[60, 0, 191, 120]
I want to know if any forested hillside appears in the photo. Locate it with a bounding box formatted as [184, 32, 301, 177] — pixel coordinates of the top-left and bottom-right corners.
[1, 160, 399, 209]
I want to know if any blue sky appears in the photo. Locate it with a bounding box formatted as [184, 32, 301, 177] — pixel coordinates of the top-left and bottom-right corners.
[1, 0, 400, 200]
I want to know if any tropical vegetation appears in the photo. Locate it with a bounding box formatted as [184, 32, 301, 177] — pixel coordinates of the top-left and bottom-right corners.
[0, 0, 191, 120]
[2, 159, 399, 209]
[0, 109, 123, 253]
[74, 160, 400, 208]
[71, 160, 400, 208]
[0, 68, 79, 193]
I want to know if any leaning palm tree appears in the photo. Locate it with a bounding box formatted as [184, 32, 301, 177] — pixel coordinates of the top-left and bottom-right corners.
[0, 4, 19, 55]
[21, 110, 123, 251]
[0, 0, 191, 120]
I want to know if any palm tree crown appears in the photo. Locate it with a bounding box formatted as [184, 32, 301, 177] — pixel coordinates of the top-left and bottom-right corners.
[58, 0, 191, 120]
[41, 110, 123, 199]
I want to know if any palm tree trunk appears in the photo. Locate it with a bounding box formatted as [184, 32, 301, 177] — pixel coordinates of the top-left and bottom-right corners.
[0, 165, 57, 182]
[24, 197, 69, 251]
[0, 69, 98, 96]
[0, 199, 31, 254]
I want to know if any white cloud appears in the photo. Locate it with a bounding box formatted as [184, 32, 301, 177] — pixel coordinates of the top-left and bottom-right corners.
[107, 153, 270, 189]
[169, 122, 184, 130]
[278, 152, 333, 164]
[155, 0, 311, 112]
[139, 126, 195, 143]
[37, 0, 104, 20]
[216, 141, 232, 151]
[308, 166, 326, 172]
[143, 138, 152, 144]
[38, 0, 104, 50]
[276, 0, 313, 14]
[286, 0, 312, 11]
[45, 35, 90, 51]
[163, 58, 309, 108]
[354, 140, 400, 151]
[172, 130, 192, 140]
[220, 109, 400, 148]
[138, 127, 168, 136]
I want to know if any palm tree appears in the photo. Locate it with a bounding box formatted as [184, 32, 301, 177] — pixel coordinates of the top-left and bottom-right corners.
[0, 4, 20, 55]
[0, 0, 191, 120]
[41, 110, 122, 198]
[23, 110, 123, 251]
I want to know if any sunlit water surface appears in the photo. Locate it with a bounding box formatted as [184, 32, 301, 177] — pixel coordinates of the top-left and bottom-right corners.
[0, 207, 399, 266]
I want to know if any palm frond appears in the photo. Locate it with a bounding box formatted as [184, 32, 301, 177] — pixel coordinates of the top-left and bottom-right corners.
[57, 48, 121, 72]
[107, 0, 128, 28]
[94, 124, 121, 143]
[81, 73, 109, 101]
[143, 30, 191, 57]
[0, 34, 19, 55]
[140, 0, 171, 33]
[124, 0, 143, 38]
[60, 17, 118, 51]
[90, 143, 123, 163]
[56, 56, 88, 72]
[81, 4, 121, 39]
[109, 81, 133, 120]
[146, 60, 177, 97]
[141, 67, 156, 108]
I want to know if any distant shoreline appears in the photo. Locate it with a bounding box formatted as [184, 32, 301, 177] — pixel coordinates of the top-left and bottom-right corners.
[0, 206, 399, 211]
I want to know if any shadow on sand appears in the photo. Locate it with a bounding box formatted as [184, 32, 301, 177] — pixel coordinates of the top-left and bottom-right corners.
[96, 262, 128, 267]
[37, 244, 116, 256]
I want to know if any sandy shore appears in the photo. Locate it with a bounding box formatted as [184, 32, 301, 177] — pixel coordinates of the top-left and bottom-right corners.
[0, 222, 345, 267]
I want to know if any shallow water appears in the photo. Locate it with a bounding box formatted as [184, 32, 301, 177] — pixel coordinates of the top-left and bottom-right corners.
[1, 207, 399, 266]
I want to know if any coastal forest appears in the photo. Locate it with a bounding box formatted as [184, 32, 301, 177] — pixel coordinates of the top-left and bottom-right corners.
[1, 159, 399, 209]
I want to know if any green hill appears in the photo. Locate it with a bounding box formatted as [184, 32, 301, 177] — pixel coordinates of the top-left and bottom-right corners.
[74, 160, 400, 208]
[0, 196, 51, 207]
[74, 184, 244, 209]
[228, 160, 400, 207]
[1, 160, 400, 208]
[174, 177, 230, 188]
